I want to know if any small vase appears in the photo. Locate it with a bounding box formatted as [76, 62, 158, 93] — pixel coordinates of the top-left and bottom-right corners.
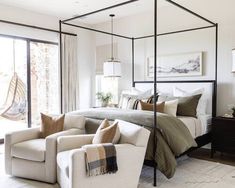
[101, 101, 108, 107]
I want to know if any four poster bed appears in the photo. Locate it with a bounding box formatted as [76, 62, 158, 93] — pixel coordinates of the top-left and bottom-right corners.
[59, 0, 218, 186]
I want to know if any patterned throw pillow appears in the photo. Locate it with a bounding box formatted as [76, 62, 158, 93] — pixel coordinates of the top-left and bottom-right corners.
[40, 113, 65, 138]
[121, 95, 158, 110]
[92, 119, 121, 144]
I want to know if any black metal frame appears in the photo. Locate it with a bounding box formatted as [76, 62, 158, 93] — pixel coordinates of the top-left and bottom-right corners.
[59, 0, 218, 186]
[0, 19, 76, 36]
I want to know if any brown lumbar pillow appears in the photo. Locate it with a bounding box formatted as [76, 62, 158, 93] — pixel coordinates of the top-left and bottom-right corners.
[138, 100, 165, 113]
[40, 113, 65, 138]
[92, 119, 120, 144]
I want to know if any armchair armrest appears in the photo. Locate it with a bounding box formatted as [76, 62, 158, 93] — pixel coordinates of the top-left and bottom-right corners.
[45, 128, 83, 183]
[57, 134, 95, 153]
[5, 127, 40, 145]
[68, 144, 146, 188]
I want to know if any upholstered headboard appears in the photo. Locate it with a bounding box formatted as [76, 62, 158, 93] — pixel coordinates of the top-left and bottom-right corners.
[134, 81, 216, 115]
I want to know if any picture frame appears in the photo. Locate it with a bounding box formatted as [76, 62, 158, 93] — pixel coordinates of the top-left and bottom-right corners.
[146, 52, 203, 78]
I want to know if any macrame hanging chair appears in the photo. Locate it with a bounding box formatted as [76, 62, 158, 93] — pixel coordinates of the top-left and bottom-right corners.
[0, 40, 27, 121]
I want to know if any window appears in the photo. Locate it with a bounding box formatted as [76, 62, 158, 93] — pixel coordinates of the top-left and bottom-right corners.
[95, 75, 119, 106]
[0, 35, 59, 139]
[0, 37, 28, 139]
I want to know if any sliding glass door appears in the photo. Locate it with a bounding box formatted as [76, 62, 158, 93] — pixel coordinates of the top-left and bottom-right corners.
[30, 41, 59, 126]
[0, 35, 59, 139]
[0, 37, 28, 139]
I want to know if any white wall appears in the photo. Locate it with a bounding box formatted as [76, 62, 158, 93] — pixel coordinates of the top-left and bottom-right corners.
[0, 4, 96, 109]
[94, 3, 235, 116]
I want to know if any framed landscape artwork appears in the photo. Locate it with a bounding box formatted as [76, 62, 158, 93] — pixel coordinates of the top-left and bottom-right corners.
[146, 52, 203, 78]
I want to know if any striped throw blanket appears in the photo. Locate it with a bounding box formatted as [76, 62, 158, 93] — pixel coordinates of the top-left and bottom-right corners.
[82, 143, 118, 176]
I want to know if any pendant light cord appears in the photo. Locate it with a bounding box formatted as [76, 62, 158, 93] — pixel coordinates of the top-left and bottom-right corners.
[110, 14, 115, 61]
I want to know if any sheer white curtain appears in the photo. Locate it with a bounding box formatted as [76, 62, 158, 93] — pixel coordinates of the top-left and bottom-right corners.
[61, 34, 78, 113]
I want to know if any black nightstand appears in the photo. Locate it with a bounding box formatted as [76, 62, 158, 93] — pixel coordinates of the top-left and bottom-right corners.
[211, 116, 235, 158]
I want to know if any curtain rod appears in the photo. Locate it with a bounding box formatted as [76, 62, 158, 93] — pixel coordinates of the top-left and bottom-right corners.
[0, 19, 77, 36]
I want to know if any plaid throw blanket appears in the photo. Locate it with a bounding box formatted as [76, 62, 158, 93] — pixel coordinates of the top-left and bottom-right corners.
[82, 143, 118, 176]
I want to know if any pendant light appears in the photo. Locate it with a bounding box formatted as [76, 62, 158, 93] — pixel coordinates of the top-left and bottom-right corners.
[103, 14, 121, 77]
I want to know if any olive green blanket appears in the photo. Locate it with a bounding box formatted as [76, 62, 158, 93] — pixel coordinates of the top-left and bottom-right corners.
[69, 108, 197, 178]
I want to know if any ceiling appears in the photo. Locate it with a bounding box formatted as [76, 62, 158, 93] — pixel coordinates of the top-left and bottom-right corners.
[0, 0, 188, 24]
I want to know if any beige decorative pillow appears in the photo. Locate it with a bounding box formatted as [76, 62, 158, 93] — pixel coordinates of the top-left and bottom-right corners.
[40, 113, 65, 138]
[138, 101, 165, 113]
[92, 119, 120, 144]
[164, 99, 179, 117]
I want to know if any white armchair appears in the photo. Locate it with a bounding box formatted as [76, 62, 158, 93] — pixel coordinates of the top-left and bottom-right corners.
[56, 119, 150, 188]
[5, 114, 86, 183]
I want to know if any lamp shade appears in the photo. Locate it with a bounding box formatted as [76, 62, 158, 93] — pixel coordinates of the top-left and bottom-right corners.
[232, 49, 235, 72]
[103, 61, 121, 77]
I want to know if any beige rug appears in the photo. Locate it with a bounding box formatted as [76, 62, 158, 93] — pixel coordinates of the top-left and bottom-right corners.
[1, 151, 235, 188]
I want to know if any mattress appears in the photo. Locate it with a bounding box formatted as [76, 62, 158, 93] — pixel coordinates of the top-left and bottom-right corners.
[178, 114, 211, 138]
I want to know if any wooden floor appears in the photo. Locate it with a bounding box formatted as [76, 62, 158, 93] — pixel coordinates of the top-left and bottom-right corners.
[189, 148, 235, 166]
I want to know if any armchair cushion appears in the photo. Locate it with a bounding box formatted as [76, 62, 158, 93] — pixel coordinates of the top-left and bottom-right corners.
[115, 119, 142, 146]
[92, 119, 120, 144]
[40, 113, 65, 138]
[64, 114, 86, 130]
[11, 139, 45, 162]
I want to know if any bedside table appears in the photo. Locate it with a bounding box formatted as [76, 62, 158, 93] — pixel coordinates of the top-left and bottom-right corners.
[211, 116, 235, 158]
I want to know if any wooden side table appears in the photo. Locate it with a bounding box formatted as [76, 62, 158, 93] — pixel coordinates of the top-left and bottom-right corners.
[211, 116, 235, 158]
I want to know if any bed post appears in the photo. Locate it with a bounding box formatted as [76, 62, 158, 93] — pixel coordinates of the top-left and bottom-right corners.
[213, 23, 218, 117]
[153, 0, 157, 186]
[59, 20, 63, 113]
[132, 38, 135, 87]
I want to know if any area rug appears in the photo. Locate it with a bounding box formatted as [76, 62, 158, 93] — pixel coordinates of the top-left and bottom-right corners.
[1, 152, 235, 188]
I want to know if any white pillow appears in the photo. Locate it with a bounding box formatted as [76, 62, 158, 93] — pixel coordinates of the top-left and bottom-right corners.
[164, 99, 178, 117]
[173, 87, 207, 115]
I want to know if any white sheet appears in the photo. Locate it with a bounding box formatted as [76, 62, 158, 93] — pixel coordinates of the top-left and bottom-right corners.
[178, 115, 211, 138]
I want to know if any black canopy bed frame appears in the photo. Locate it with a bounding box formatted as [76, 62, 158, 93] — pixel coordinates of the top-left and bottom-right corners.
[59, 0, 218, 186]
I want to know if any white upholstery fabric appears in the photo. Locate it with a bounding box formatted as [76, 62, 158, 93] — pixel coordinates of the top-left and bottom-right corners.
[64, 115, 85, 130]
[5, 127, 41, 175]
[11, 139, 45, 162]
[115, 119, 142, 146]
[57, 150, 70, 178]
[57, 120, 150, 188]
[5, 116, 85, 183]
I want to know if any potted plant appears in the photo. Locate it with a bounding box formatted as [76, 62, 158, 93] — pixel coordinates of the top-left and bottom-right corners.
[232, 106, 235, 117]
[96, 92, 113, 107]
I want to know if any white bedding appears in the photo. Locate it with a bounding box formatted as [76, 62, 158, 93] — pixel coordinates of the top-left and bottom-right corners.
[178, 115, 211, 138]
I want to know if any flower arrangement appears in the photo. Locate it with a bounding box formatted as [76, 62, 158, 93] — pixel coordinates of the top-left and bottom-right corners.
[96, 92, 113, 107]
